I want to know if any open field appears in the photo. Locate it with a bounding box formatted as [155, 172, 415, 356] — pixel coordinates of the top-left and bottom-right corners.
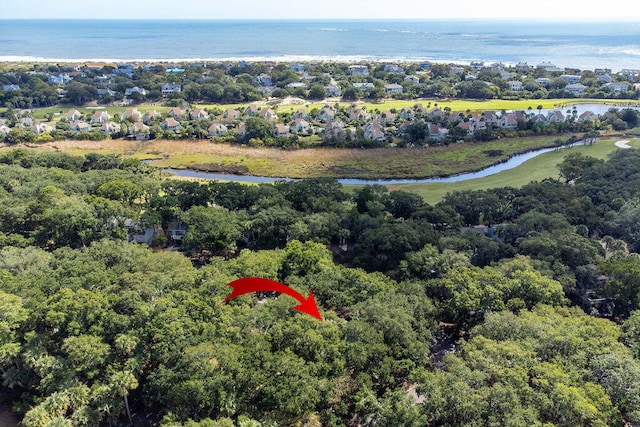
[22, 98, 638, 121]
[387, 138, 639, 204]
[24, 135, 574, 180]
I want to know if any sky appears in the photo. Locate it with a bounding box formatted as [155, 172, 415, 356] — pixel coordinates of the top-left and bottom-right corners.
[1, 0, 639, 20]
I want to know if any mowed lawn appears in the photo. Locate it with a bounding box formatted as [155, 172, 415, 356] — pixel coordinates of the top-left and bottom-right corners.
[386, 138, 639, 204]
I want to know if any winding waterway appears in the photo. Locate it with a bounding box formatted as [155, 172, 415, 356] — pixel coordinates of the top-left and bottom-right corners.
[161, 142, 587, 185]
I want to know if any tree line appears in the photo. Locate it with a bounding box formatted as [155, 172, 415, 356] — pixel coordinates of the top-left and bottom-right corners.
[2, 148, 640, 425]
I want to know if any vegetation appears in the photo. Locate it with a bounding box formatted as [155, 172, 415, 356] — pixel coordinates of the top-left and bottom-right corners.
[2, 147, 640, 425]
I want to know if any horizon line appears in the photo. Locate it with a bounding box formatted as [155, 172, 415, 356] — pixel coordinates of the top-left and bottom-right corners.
[1, 17, 639, 22]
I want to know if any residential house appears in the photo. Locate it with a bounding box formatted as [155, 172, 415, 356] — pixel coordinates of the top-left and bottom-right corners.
[405, 75, 420, 84]
[353, 82, 375, 91]
[95, 75, 112, 86]
[323, 120, 347, 143]
[100, 121, 121, 135]
[384, 64, 404, 73]
[499, 70, 515, 80]
[457, 121, 474, 136]
[223, 108, 241, 122]
[292, 118, 311, 134]
[318, 105, 336, 122]
[208, 123, 228, 137]
[190, 108, 209, 120]
[30, 122, 55, 135]
[427, 107, 444, 120]
[48, 73, 71, 85]
[515, 62, 530, 72]
[364, 120, 385, 141]
[546, 110, 565, 123]
[65, 109, 83, 122]
[246, 104, 260, 116]
[129, 122, 150, 140]
[259, 108, 278, 122]
[236, 122, 247, 138]
[579, 111, 599, 121]
[114, 63, 134, 77]
[290, 64, 305, 73]
[143, 110, 160, 124]
[399, 107, 414, 120]
[481, 111, 499, 126]
[499, 114, 517, 129]
[161, 83, 182, 96]
[325, 84, 341, 97]
[97, 88, 116, 98]
[428, 124, 449, 140]
[70, 120, 91, 132]
[292, 108, 309, 120]
[508, 81, 523, 92]
[384, 83, 404, 95]
[349, 65, 369, 76]
[595, 68, 612, 75]
[598, 74, 614, 83]
[274, 123, 290, 137]
[607, 82, 629, 93]
[565, 83, 587, 96]
[347, 105, 369, 121]
[470, 61, 485, 71]
[3, 84, 20, 91]
[168, 107, 185, 121]
[122, 107, 142, 122]
[254, 74, 273, 87]
[535, 78, 551, 87]
[379, 110, 396, 126]
[537, 61, 562, 72]
[125, 86, 147, 96]
[560, 74, 581, 85]
[161, 117, 181, 133]
[90, 110, 109, 124]
[286, 82, 308, 90]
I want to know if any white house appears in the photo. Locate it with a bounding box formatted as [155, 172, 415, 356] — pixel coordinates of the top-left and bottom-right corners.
[325, 84, 341, 97]
[508, 81, 523, 92]
[90, 110, 109, 124]
[560, 75, 581, 85]
[161, 118, 181, 133]
[607, 82, 629, 93]
[161, 83, 182, 95]
[208, 123, 228, 137]
[405, 75, 420, 84]
[349, 65, 369, 76]
[124, 86, 147, 96]
[364, 120, 385, 141]
[565, 83, 587, 96]
[384, 83, 403, 95]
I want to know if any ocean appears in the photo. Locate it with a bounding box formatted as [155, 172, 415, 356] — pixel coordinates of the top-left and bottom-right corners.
[0, 19, 639, 71]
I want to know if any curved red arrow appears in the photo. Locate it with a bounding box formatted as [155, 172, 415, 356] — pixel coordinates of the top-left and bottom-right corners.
[223, 277, 322, 321]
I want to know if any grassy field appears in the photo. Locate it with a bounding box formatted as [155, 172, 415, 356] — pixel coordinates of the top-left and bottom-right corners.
[386, 138, 639, 204]
[196, 98, 640, 114]
[15, 98, 640, 123]
[29, 135, 573, 180]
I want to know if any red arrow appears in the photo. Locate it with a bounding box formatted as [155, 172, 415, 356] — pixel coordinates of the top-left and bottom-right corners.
[223, 277, 322, 321]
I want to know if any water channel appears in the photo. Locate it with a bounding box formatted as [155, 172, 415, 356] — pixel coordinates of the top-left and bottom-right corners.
[161, 143, 585, 185]
[158, 103, 640, 185]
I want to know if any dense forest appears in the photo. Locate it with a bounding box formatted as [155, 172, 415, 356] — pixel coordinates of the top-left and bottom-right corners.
[2, 147, 640, 426]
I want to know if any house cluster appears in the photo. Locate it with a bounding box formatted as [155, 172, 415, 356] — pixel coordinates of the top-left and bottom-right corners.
[0, 96, 606, 144]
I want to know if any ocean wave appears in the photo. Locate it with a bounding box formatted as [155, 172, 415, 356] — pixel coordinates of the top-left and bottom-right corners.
[317, 27, 348, 32]
[0, 54, 456, 64]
